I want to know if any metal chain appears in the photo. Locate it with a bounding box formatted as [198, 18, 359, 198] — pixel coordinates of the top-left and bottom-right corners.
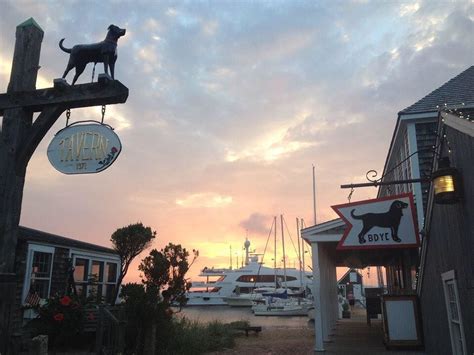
[101, 105, 106, 124]
[65, 109, 71, 127]
[347, 187, 354, 203]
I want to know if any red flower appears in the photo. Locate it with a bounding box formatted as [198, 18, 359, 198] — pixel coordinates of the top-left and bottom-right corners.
[59, 296, 72, 306]
[53, 313, 64, 322]
[111, 147, 118, 153]
[87, 312, 95, 321]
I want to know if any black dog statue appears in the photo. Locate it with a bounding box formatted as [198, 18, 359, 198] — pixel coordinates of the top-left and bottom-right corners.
[351, 200, 409, 244]
[59, 24, 126, 85]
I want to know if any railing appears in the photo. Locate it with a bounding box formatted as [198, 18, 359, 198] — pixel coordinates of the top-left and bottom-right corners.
[95, 305, 125, 355]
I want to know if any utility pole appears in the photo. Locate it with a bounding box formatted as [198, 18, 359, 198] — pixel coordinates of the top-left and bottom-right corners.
[0, 19, 128, 352]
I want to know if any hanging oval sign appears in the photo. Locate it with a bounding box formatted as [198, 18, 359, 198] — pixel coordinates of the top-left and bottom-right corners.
[47, 123, 122, 174]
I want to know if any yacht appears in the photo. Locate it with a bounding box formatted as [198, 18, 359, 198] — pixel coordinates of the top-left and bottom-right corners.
[185, 239, 313, 306]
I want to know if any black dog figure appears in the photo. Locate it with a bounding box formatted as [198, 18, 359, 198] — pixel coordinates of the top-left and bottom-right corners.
[59, 24, 126, 85]
[351, 200, 408, 244]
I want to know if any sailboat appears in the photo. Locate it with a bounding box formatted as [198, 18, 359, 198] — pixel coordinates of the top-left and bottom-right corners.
[251, 215, 313, 316]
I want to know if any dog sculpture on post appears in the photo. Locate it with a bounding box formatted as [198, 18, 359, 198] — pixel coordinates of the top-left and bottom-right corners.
[59, 24, 126, 85]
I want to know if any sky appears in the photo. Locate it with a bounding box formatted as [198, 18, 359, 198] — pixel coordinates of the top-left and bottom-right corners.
[1, 0, 473, 285]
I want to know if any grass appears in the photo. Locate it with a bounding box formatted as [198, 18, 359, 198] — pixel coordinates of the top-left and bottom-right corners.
[158, 318, 250, 354]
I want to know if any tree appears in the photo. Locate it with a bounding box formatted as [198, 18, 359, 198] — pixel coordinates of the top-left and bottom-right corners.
[110, 223, 156, 303]
[139, 243, 198, 309]
[121, 245, 197, 354]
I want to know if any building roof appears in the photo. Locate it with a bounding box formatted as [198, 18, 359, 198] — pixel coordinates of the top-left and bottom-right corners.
[399, 66, 474, 115]
[337, 268, 363, 284]
[18, 226, 117, 255]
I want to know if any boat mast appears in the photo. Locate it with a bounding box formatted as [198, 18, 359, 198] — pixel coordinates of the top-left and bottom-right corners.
[274, 216, 277, 289]
[312, 165, 317, 225]
[280, 215, 288, 289]
[301, 218, 305, 273]
[297, 217, 303, 288]
[230, 245, 232, 270]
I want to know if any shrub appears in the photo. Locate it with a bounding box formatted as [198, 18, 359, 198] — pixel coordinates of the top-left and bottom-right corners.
[30, 293, 90, 349]
[157, 318, 249, 354]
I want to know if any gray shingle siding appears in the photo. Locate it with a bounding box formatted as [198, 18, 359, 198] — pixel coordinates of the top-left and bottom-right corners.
[400, 66, 474, 115]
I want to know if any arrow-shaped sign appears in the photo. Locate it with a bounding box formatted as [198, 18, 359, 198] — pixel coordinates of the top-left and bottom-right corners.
[332, 193, 420, 250]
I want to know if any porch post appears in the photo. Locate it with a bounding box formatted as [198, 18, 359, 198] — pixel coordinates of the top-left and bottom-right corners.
[311, 242, 325, 352]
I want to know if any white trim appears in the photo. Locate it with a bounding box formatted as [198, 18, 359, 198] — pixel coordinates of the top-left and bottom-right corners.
[22, 243, 55, 304]
[69, 248, 120, 262]
[441, 270, 467, 355]
[303, 234, 342, 243]
[400, 111, 439, 121]
[442, 112, 474, 137]
[407, 122, 425, 228]
[302, 218, 345, 234]
[70, 249, 120, 302]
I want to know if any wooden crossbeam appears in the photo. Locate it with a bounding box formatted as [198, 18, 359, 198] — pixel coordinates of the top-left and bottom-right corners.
[0, 80, 128, 115]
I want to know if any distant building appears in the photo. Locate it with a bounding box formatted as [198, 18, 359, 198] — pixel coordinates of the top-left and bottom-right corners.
[418, 110, 474, 355]
[14, 226, 120, 327]
[337, 268, 363, 305]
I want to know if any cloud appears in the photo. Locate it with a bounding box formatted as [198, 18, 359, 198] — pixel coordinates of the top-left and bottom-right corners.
[2, 0, 473, 283]
[239, 213, 273, 236]
[175, 192, 233, 208]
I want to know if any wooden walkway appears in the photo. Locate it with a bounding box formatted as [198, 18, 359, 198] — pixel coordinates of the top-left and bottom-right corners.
[323, 307, 425, 354]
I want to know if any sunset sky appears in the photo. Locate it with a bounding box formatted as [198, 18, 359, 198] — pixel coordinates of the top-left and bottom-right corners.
[1, 0, 473, 284]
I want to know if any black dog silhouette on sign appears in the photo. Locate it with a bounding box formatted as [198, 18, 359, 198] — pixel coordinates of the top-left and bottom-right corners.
[351, 200, 408, 244]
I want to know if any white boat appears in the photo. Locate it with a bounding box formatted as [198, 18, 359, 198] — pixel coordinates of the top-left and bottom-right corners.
[252, 297, 314, 316]
[223, 287, 279, 307]
[186, 240, 313, 306]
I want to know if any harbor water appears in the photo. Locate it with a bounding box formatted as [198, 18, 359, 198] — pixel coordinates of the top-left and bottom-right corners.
[177, 305, 314, 329]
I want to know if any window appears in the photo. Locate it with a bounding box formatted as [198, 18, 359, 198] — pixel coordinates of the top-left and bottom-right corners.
[235, 275, 297, 283]
[441, 270, 467, 355]
[22, 244, 54, 304]
[72, 253, 119, 303]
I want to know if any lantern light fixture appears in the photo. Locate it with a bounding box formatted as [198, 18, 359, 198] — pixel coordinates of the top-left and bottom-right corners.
[432, 157, 460, 205]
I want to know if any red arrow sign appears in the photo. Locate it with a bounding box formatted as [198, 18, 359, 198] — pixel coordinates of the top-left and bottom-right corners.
[332, 193, 420, 250]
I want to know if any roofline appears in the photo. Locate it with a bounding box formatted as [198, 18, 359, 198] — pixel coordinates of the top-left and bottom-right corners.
[337, 268, 363, 284]
[301, 218, 345, 234]
[18, 226, 117, 255]
[399, 102, 474, 116]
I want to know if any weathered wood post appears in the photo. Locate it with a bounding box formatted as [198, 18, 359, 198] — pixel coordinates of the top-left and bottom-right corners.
[0, 18, 128, 353]
[0, 19, 44, 353]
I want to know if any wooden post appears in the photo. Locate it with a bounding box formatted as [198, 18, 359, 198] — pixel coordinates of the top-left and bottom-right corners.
[0, 18, 128, 353]
[0, 19, 43, 353]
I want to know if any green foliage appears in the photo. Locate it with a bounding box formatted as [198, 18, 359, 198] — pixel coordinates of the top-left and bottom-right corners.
[139, 243, 197, 308]
[157, 318, 246, 354]
[110, 222, 156, 302]
[120, 283, 170, 354]
[119, 242, 200, 354]
[342, 302, 350, 311]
